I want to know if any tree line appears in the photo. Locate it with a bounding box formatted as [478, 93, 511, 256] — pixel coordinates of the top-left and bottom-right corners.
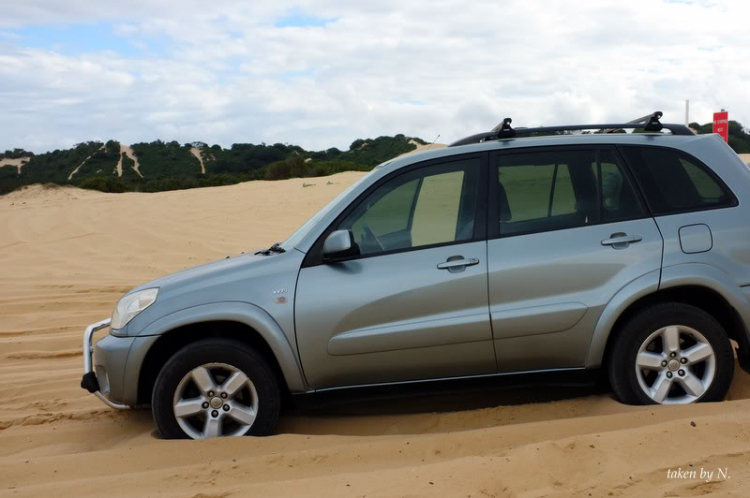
[689, 120, 750, 154]
[0, 135, 418, 195]
[2, 122, 748, 196]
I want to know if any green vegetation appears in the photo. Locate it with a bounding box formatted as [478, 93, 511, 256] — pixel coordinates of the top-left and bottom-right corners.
[73, 140, 121, 178]
[0, 135, 420, 195]
[204, 143, 304, 175]
[689, 121, 750, 154]
[341, 134, 416, 166]
[2, 141, 105, 194]
[0, 163, 25, 194]
[79, 176, 128, 193]
[4, 120, 749, 197]
[1, 148, 35, 159]
[131, 140, 201, 177]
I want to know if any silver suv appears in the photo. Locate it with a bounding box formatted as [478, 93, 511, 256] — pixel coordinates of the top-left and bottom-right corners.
[81, 112, 750, 439]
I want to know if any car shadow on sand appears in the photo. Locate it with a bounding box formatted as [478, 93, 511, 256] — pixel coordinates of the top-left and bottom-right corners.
[277, 369, 616, 436]
[144, 363, 750, 438]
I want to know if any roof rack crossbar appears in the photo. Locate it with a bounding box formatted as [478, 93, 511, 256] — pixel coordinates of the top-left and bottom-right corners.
[449, 111, 693, 147]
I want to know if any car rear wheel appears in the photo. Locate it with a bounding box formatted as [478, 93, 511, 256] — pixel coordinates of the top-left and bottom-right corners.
[608, 303, 734, 405]
[152, 339, 280, 439]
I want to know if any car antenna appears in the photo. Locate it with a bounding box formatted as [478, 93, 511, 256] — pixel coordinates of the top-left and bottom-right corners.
[426, 135, 440, 150]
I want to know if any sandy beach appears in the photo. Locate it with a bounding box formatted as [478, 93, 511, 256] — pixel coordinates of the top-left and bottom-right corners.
[1, 172, 750, 497]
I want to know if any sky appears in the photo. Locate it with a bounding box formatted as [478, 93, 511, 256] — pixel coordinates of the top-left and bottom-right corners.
[0, 0, 748, 153]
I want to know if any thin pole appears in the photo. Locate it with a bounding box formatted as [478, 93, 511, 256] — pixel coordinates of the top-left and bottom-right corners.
[427, 135, 440, 151]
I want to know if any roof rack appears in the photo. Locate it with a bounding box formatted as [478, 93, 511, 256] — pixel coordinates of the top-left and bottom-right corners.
[448, 111, 694, 147]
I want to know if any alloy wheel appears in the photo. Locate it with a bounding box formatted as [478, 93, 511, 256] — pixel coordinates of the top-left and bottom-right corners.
[172, 362, 259, 439]
[635, 325, 716, 404]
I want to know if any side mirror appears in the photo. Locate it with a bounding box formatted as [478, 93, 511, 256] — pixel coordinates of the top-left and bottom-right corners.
[322, 230, 358, 261]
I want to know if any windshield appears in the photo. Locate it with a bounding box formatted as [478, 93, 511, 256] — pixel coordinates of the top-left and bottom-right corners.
[281, 169, 378, 251]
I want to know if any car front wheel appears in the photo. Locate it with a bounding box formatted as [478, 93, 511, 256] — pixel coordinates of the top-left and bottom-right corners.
[152, 339, 281, 439]
[608, 303, 734, 405]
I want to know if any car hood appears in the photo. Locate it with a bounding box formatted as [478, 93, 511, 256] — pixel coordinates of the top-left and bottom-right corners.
[131, 250, 273, 293]
[122, 248, 305, 336]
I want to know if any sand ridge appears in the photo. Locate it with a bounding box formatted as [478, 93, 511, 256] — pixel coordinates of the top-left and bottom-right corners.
[190, 147, 206, 174]
[115, 144, 142, 178]
[68, 145, 105, 180]
[0, 157, 30, 175]
[1, 172, 749, 497]
[402, 138, 446, 156]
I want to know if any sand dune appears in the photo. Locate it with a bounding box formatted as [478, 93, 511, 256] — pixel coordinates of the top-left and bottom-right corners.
[190, 147, 206, 174]
[0, 157, 30, 175]
[115, 145, 142, 178]
[68, 145, 104, 180]
[1, 172, 750, 496]
[403, 138, 446, 156]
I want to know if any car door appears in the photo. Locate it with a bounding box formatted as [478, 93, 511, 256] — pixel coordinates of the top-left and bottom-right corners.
[486, 146, 663, 371]
[295, 154, 495, 389]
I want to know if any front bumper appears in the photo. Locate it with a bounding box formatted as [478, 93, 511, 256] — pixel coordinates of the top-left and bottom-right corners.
[80, 318, 130, 410]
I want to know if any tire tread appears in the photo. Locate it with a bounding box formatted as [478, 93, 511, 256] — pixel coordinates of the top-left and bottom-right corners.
[151, 338, 281, 439]
[607, 302, 734, 405]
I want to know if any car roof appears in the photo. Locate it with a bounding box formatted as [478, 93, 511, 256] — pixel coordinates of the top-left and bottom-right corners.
[382, 132, 714, 174]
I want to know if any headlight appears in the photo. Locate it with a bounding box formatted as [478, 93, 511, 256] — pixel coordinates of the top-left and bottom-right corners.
[111, 288, 159, 330]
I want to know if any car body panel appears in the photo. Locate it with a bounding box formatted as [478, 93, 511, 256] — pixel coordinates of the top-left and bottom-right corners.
[678, 224, 713, 254]
[94, 333, 159, 406]
[123, 250, 303, 349]
[659, 263, 750, 329]
[112, 250, 309, 395]
[134, 301, 307, 392]
[295, 240, 495, 388]
[584, 269, 661, 368]
[488, 218, 664, 371]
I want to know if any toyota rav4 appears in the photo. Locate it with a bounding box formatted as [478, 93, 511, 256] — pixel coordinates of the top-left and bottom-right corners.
[81, 112, 750, 439]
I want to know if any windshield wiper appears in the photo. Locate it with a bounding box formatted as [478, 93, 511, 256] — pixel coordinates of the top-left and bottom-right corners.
[255, 242, 286, 255]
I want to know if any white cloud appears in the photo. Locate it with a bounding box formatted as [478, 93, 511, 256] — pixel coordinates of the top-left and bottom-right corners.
[0, 0, 749, 153]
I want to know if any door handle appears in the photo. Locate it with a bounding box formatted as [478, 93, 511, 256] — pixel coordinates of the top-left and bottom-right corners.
[437, 257, 480, 270]
[601, 233, 642, 248]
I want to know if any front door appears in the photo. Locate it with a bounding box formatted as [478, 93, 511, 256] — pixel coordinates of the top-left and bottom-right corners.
[295, 154, 495, 389]
[486, 146, 664, 371]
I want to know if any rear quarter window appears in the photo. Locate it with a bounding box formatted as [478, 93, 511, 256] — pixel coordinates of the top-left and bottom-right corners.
[620, 146, 736, 215]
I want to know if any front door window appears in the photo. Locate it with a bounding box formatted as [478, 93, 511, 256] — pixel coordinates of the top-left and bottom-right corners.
[338, 158, 481, 256]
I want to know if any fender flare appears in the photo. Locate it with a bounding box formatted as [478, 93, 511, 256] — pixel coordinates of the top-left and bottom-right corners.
[585, 264, 750, 368]
[584, 270, 660, 368]
[659, 263, 750, 332]
[134, 301, 307, 392]
[659, 263, 750, 319]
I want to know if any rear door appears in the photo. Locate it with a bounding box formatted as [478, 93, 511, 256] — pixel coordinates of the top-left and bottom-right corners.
[295, 154, 495, 389]
[486, 146, 663, 371]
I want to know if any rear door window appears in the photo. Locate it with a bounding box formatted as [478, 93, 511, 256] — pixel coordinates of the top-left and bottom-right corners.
[592, 150, 645, 222]
[494, 148, 645, 236]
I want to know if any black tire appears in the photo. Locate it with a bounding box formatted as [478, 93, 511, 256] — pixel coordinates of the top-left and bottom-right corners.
[152, 339, 281, 439]
[608, 302, 734, 405]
